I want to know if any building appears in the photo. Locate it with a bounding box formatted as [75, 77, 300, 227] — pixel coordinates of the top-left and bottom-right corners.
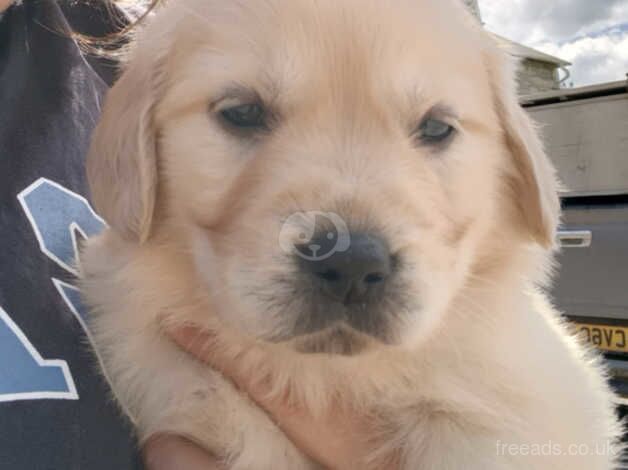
[462, 0, 482, 20]
[462, 0, 571, 94]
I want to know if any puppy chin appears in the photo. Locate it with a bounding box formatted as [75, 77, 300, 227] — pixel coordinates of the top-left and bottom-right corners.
[286, 323, 380, 355]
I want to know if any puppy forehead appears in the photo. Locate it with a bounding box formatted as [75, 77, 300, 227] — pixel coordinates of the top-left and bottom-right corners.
[165, 0, 491, 113]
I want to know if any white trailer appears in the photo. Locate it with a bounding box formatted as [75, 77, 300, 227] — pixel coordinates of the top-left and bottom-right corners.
[522, 80, 628, 197]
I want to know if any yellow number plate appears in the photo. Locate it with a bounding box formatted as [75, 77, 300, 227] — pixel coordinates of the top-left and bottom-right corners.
[571, 322, 628, 354]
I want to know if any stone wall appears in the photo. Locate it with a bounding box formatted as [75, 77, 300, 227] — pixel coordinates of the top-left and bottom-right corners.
[517, 59, 561, 95]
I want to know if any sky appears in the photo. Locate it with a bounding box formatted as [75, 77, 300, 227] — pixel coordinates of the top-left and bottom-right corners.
[479, 0, 628, 87]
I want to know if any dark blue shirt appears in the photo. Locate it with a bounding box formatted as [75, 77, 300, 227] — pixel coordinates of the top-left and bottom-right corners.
[0, 1, 142, 468]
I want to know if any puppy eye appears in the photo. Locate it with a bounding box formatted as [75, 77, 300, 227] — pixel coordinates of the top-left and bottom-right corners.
[417, 118, 455, 144]
[220, 103, 267, 130]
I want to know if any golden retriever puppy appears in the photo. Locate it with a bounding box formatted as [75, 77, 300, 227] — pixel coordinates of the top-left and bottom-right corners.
[81, 0, 622, 468]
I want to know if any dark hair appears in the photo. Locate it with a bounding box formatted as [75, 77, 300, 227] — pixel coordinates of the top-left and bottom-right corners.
[73, 0, 161, 58]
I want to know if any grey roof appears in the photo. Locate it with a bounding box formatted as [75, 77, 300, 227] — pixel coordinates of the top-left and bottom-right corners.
[493, 34, 571, 66]
[520, 79, 627, 104]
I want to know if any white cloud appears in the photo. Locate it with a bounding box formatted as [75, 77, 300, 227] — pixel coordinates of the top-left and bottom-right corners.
[479, 0, 628, 86]
[537, 31, 628, 86]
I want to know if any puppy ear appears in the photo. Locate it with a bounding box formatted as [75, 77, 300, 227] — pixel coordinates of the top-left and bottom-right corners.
[87, 48, 165, 243]
[487, 47, 560, 248]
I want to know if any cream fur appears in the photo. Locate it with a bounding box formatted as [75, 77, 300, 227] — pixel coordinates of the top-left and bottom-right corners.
[81, 0, 623, 468]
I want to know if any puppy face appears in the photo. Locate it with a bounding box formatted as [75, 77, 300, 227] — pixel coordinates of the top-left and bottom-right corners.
[88, 0, 559, 353]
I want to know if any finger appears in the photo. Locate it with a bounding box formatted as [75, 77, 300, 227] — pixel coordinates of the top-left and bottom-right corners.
[143, 434, 225, 470]
[0, 0, 14, 13]
[166, 326, 219, 364]
[166, 325, 267, 393]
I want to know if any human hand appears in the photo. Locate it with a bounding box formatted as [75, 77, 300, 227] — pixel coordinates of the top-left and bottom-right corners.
[149, 325, 395, 470]
[143, 434, 225, 470]
[0, 0, 14, 14]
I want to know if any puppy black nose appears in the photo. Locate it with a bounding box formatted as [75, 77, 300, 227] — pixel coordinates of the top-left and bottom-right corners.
[298, 232, 391, 304]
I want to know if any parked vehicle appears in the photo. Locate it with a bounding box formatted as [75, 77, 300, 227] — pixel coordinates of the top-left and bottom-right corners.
[523, 79, 628, 398]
